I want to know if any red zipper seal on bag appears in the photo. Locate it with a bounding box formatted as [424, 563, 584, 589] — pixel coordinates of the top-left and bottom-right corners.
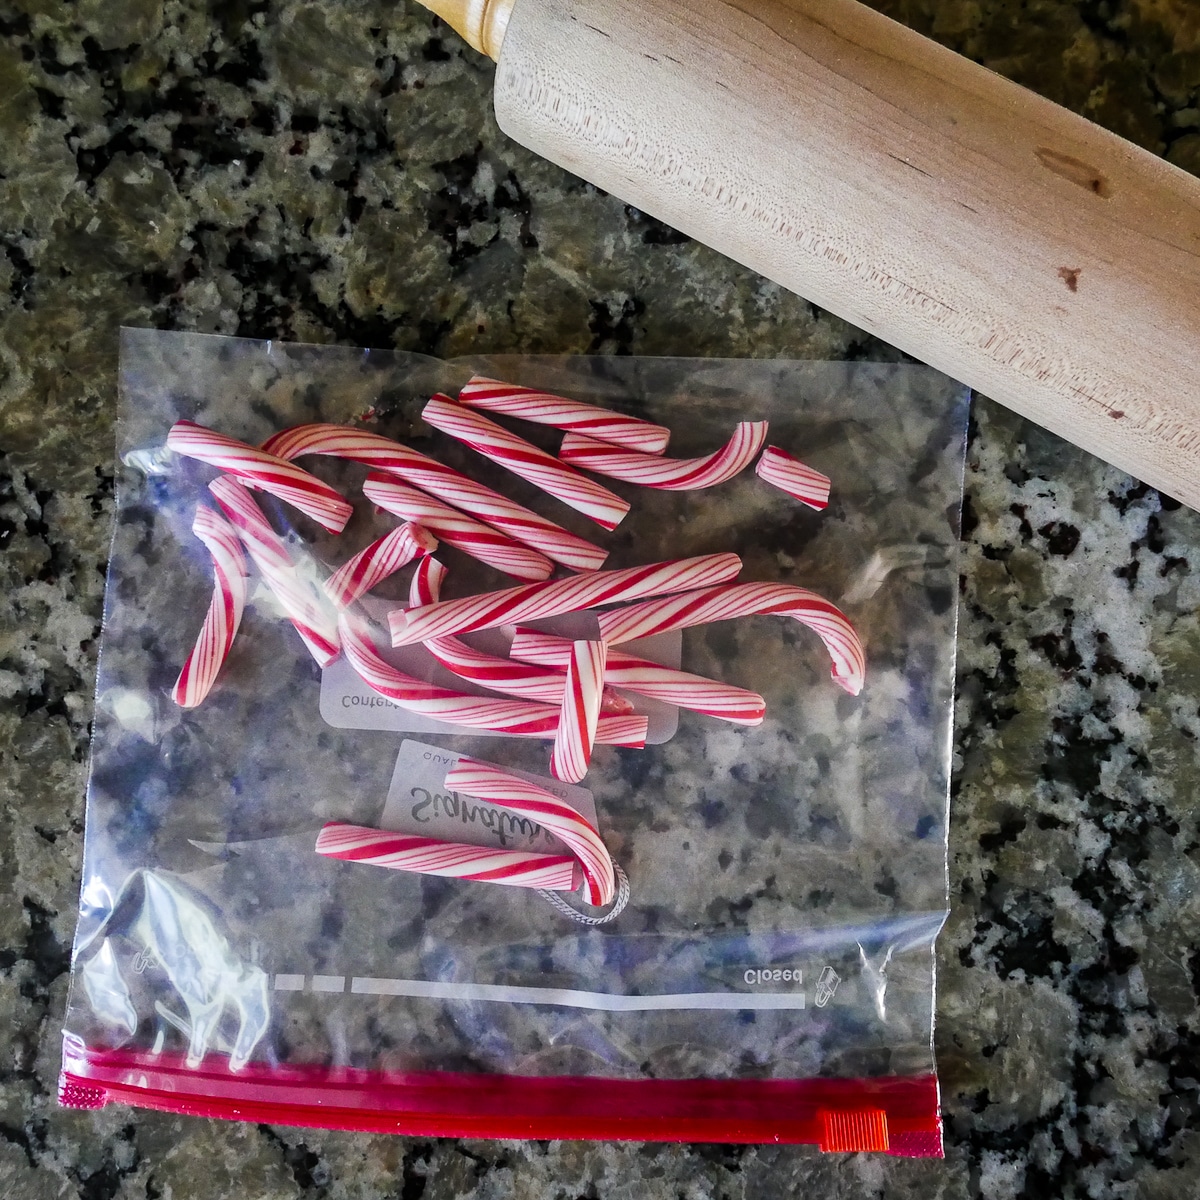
[60, 1040, 941, 1154]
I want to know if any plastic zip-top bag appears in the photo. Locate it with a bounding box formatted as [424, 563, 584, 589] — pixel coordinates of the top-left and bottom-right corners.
[60, 330, 968, 1154]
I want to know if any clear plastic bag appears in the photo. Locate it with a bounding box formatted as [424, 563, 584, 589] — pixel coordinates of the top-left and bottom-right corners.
[60, 329, 968, 1153]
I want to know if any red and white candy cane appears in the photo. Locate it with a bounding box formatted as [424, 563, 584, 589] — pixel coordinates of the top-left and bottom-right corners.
[323, 522, 438, 609]
[409, 559, 633, 713]
[755, 446, 831, 511]
[444, 758, 616, 906]
[167, 420, 353, 534]
[363, 474, 553, 582]
[457, 376, 671, 454]
[390, 552, 742, 646]
[557, 421, 769, 490]
[262, 424, 606, 572]
[209, 477, 340, 665]
[596, 582, 866, 696]
[408, 550, 448, 609]
[315, 823, 577, 891]
[421, 394, 630, 530]
[172, 506, 249, 708]
[509, 629, 767, 726]
[550, 641, 607, 784]
[339, 612, 648, 745]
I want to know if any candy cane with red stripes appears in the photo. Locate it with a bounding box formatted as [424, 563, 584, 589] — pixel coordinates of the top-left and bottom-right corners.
[315, 823, 577, 890]
[444, 758, 616, 906]
[172, 506, 249, 708]
[596, 582, 865, 696]
[755, 446, 831, 511]
[208, 476, 340, 666]
[390, 552, 741, 646]
[550, 641, 607, 784]
[363, 474, 553, 582]
[557, 421, 768, 490]
[422, 394, 630, 530]
[167, 420, 353, 533]
[323, 522, 438, 609]
[458, 376, 670, 454]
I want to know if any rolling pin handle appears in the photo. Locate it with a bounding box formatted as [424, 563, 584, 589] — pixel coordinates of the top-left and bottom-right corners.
[417, 0, 514, 59]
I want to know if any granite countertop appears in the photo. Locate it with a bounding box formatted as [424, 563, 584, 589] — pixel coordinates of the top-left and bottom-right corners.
[1, 0, 1198, 1196]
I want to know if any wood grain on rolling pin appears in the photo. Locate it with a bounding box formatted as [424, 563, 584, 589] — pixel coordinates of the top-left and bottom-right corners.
[491, 0, 1200, 507]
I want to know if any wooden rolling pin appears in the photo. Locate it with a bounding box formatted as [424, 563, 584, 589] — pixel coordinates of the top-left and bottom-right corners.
[417, 0, 1200, 510]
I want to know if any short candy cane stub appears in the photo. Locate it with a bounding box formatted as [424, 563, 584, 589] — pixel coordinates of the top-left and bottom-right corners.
[550, 641, 607, 784]
[558, 421, 769, 490]
[444, 758, 616, 906]
[262, 423, 607, 573]
[755, 446, 831, 511]
[596, 582, 866, 696]
[421, 394, 631, 530]
[315, 823, 577, 890]
[363, 474, 553, 582]
[389, 552, 742, 646]
[458, 376, 671, 454]
[167, 420, 353, 533]
[324, 522, 437, 609]
[172, 506, 249, 708]
[408, 553, 446, 609]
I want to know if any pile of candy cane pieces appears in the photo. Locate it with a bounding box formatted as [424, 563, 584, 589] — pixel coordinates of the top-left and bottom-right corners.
[166, 377, 861, 913]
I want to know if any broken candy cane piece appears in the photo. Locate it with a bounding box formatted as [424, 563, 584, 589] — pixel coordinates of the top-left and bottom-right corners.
[315, 823, 577, 891]
[421, 394, 631, 530]
[755, 446, 831, 511]
[557, 421, 768, 490]
[209, 476, 340, 666]
[444, 758, 616, 906]
[363, 474, 553, 582]
[390, 552, 742, 646]
[457, 376, 671, 454]
[508, 629, 766, 726]
[323, 522, 438, 609]
[550, 641, 607, 785]
[262, 423, 606, 572]
[409, 558, 634, 713]
[339, 612, 647, 745]
[172, 505, 249, 708]
[167, 420, 352, 534]
[407, 553, 447, 608]
[596, 582, 866, 696]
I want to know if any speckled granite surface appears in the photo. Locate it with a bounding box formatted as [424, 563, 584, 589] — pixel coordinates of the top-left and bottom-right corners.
[1, 0, 1198, 1196]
